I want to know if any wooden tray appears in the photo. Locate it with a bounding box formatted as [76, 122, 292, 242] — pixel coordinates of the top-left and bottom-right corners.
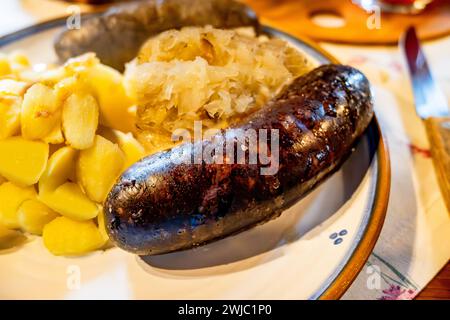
[244, 0, 450, 45]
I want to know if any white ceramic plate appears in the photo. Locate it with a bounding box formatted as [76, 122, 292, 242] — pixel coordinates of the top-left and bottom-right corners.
[0, 19, 390, 300]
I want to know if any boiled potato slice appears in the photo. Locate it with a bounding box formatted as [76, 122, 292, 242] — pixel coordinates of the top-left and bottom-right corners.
[96, 208, 109, 244]
[114, 130, 145, 169]
[21, 83, 61, 140]
[62, 93, 99, 150]
[43, 216, 106, 256]
[54, 76, 83, 103]
[39, 146, 77, 194]
[0, 137, 49, 186]
[8, 51, 30, 68]
[0, 54, 11, 76]
[43, 123, 64, 144]
[77, 135, 125, 203]
[83, 64, 135, 133]
[0, 224, 27, 250]
[0, 96, 21, 140]
[39, 182, 99, 221]
[18, 199, 58, 235]
[64, 52, 99, 73]
[98, 127, 145, 170]
[0, 182, 37, 228]
[39, 67, 68, 87]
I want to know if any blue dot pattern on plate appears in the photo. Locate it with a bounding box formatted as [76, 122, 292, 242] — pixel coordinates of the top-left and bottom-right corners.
[329, 229, 348, 245]
[329, 233, 338, 239]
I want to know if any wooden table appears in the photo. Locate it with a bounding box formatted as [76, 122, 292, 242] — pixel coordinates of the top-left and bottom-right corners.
[416, 262, 450, 300]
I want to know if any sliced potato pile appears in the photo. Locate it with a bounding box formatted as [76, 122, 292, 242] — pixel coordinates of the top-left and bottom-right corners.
[0, 52, 145, 255]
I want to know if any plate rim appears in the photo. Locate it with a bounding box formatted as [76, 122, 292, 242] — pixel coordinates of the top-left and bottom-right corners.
[0, 17, 391, 300]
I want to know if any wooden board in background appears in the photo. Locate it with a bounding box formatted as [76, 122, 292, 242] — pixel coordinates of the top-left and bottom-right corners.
[416, 261, 450, 300]
[243, 0, 450, 45]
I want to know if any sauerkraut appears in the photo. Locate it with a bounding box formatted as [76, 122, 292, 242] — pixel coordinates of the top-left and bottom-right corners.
[124, 26, 313, 152]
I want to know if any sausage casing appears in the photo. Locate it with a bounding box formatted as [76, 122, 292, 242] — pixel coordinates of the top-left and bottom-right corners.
[104, 64, 374, 255]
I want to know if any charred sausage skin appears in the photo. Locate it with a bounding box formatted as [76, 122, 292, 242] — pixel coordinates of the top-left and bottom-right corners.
[54, 0, 259, 71]
[104, 64, 373, 255]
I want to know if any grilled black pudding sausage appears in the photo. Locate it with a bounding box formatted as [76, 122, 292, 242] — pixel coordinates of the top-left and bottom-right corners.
[54, 0, 259, 71]
[104, 64, 374, 255]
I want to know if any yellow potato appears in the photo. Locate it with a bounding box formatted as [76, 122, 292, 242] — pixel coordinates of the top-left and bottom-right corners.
[0, 175, 6, 185]
[43, 216, 106, 256]
[0, 182, 37, 228]
[39, 66, 68, 87]
[39, 146, 77, 194]
[98, 127, 145, 170]
[43, 123, 64, 144]
[54, 76, 82, 103]
[115, 131, 145, 169]
[77, 135, 125, 203]
[0, 137, 49, 186]
[21, 83, 61, 140]
[39, 182, 99, 221]
[83, 64, 135, 133]
[62, 93, 99, 150]
[64, 52, 99, 73]
[0, 54, 11, 76]
[0, 223, 27, 250]
[97, 208, 110, 244]
[8, 51, 30, 67]
[18, 199, 58, 235]
[0, 96, 21, 140]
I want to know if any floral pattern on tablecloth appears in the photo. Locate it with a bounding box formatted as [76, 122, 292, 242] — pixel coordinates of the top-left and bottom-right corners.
[367, 253, 419, 300]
